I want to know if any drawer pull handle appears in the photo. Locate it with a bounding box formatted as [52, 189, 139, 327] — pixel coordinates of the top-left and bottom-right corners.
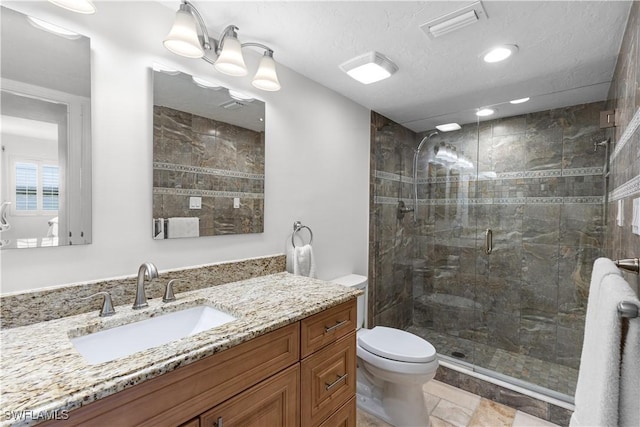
[214, 416, 223, 427]
[325, 373, 349, 391]
[325, 319, 348, 333]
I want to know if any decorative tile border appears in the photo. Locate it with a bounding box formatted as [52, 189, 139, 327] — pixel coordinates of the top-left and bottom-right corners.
[154, 162, 264, 181]
[154, 187, 264, 199]
[374, 195, 601, 206]
[611, 106, 640, 161]
[376, 167, 603, 186]
[374, 170, 415, 184]
[609, 174, 640, 201]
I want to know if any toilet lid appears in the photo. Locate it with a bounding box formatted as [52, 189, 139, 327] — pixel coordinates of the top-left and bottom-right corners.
[358, 326, 436, 363]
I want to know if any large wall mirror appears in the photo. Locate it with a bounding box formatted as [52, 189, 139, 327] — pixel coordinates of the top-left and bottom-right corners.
[0, 6, 92, 249]
[152, 69, 265, 238]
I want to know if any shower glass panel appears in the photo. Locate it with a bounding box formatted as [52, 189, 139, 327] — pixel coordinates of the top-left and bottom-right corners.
[403, 101, 606, 401]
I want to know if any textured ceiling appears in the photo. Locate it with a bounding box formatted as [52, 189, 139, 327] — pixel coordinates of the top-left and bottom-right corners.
[160, 0, 632, 132]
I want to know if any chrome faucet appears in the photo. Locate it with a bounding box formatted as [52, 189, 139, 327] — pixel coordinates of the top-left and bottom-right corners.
[133, 262, 159, 309]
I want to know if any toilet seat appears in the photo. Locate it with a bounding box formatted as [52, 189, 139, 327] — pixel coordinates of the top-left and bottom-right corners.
[358, 326, 436, 363]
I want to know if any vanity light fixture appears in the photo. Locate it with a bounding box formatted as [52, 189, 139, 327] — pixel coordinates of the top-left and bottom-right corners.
[28, 16, 81, 39]
[192, 76, 221, 89]
[482, 44, 518, 63]
[47, 0, 95, 14]
[152, 62, 180, 75]
[510, 97, 530, 104]
[163, 1, 281, 91]
[435, 123, 462, 132]
[339, 51, 398, 85]
[228, 90, 255, 102]
[476, 108, 495, 117]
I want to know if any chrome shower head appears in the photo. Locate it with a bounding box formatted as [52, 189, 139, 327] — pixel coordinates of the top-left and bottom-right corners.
[415, 130, 439, 153]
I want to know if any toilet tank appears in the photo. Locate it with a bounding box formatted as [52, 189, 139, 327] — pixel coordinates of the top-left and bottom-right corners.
[330, 274, 367, 330]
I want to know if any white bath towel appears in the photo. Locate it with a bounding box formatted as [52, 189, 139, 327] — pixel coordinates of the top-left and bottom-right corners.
[620, 300, 640, 427]
[293, 244, 316, 278]
[571, 258, 639, 427]
[167, 217, 199, 238]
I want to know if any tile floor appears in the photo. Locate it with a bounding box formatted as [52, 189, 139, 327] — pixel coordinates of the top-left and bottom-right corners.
[355, 380, 561, 427]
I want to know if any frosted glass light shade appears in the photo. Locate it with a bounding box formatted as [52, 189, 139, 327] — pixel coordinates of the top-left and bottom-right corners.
[252, 54, 281, 91]
[214, 37, 248, 76]
[163, 8, 204, 59]
[48, 0, 95, 14]
[339, 52, 398, 85]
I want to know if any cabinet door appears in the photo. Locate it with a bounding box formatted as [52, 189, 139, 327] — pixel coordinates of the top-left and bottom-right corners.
[200, 364, 299, 427]
[179, 418, 200, 427]
[317, 397, 356, 427]
[301, 332, 356, 427]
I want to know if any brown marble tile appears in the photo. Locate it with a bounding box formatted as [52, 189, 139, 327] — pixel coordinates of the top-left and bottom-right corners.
[356, 409, 394, 427]
[468, 399, 516, 427]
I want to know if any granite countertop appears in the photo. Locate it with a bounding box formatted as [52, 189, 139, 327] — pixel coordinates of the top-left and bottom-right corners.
[0, 272, 360, 426]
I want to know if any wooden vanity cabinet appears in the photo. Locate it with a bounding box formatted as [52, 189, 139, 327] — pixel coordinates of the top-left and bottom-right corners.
[43, 298, 357, 427]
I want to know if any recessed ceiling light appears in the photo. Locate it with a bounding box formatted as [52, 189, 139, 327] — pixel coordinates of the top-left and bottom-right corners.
[436, 123, 462, 132]
[339, 51, 398, 85]
[476, 108, 495, 117]
[510, 97, 530, 104]
[483, 44, 518, 63]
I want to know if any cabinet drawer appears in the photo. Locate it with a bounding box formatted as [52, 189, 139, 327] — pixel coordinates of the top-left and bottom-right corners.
[301, 332, 356, 427]
[317, 397, 356, 427]
[301, 299, 356, 358]
[200, 364, 299, 427]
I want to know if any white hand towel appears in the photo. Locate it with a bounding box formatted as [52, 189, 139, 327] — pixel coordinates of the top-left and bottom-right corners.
[571, 259, 639, 427]
[167, 217, 199, 238]
[293, 244, 316, 278]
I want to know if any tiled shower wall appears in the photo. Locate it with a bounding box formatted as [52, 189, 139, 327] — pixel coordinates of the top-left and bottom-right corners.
[153, 105, 265, 236]
[605, 0, 640, 292]
[370, 100, 608, 371]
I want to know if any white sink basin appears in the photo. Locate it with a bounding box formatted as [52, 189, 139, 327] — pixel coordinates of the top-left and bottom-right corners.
[71, 305, 236, 365]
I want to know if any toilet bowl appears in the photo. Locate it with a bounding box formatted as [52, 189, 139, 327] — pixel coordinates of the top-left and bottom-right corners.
[331, 274, 438, 427]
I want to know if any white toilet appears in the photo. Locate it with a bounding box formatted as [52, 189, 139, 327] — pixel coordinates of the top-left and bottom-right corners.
[331, 274, 438, 427]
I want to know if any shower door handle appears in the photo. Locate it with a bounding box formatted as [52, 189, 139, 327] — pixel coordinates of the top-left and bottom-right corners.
[485, 229, 493, 254]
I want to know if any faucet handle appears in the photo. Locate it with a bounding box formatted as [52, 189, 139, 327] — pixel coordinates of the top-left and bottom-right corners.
[163, 279, 179, 303]
[82, 292, 116, 317]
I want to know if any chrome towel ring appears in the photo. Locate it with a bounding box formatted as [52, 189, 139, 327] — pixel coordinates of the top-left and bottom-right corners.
[292, 221, 313, 248]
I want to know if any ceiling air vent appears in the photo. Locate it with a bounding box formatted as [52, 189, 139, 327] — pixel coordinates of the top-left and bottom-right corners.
[219, 100, 246, 110]
[420, 1, 488, 39]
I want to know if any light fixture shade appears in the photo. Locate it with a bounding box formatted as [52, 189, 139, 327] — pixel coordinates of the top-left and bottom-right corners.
[339, 51, 398, 85]
[252, 53, 281, 91]
[436, 123, 462, 132]
[215, 36, 248, 76]
[48, 0, 95, 14]
[163, 8, 204, 59]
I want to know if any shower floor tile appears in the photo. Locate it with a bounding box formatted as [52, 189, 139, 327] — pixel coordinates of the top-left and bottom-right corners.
[407, 326, 578, 397]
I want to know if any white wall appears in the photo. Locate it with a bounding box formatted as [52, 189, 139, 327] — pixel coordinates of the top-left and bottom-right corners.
[0, 1, 370, 293]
